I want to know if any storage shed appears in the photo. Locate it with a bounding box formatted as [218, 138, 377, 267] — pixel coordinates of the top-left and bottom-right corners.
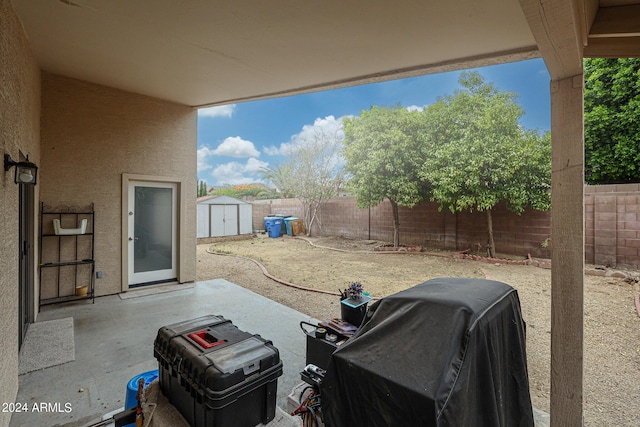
[197, 196, 252, 238]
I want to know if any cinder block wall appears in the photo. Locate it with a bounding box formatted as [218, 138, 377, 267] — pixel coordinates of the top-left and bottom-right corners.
[250, 187, 640, 268]
[585, 184, 640, 269]
[250, 197, 553, 258]
[252, 199, 305, 231]
[0, 0, 41, 423]
[316, 197, 553, 258]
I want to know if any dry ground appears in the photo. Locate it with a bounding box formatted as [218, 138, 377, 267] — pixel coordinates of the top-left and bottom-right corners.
[196, 234, 640, 427]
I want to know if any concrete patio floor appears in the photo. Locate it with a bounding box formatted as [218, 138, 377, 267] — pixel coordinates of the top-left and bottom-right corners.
[11, 278, 549, 427]
[11, 279, 311, 427]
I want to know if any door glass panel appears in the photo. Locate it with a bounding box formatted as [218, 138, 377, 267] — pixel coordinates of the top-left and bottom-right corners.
[134, 186, 173, 273]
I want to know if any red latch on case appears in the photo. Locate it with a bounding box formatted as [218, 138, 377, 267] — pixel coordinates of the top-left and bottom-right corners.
[188, 330, 227, 349]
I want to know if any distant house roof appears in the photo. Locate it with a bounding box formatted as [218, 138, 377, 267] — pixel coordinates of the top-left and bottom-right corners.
[196, 195, 249, 205]
[196, 195, 215, 203]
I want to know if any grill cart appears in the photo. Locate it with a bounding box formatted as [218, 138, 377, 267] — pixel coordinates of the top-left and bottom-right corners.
[321, 278, 534, 427]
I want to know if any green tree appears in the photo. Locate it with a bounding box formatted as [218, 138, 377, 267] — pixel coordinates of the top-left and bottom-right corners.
[210, 185, 236, 197]
[254, 187, 281, 200]
[584, 58, 640, 184]
[420, 72, 551, 258]
[197, 180, 208, 197]
[343, 106, 429, 247]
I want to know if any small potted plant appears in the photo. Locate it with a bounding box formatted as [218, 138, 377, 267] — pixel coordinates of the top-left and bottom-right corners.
[343, 279, 364, 300]
[340, 278, 371, 326]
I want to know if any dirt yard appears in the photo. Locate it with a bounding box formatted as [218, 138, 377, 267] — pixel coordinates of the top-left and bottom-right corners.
[196, 234, 640, 426]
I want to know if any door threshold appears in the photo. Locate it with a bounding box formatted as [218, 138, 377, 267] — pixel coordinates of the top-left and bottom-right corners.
[120, 281, 193, 300]
[128, 278, 178, 289]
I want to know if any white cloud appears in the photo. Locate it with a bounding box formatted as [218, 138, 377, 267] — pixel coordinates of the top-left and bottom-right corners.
[263, 141, 298, 156]
[197, 104, 236, 118]
[264, 115, 347, 156]
[294, 115, 345, 145]
[262, 145, 281, 156]
[406, 105, 426, 112]
[197, 146, 215, 172]
[245, 157, 270, 173]
[212, 136, 260, 158]
[210, 158, 269, 185]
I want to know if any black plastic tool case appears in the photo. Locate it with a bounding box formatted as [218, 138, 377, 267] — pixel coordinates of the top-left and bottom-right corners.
[154, 315, 283, 427]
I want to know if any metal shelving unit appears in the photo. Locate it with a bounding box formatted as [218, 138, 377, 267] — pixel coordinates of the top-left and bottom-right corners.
[39, 202, 95, 305]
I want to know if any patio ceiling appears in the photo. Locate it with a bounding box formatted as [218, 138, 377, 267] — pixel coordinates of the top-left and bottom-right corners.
[11, 0, 538, 107]
[12, 1, 640, 107]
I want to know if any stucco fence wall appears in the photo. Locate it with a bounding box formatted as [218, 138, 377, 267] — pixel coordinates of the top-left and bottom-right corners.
[251, 184, 640, 269]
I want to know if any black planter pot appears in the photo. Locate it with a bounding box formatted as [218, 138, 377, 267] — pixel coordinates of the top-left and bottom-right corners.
[340, 296, 371, 326]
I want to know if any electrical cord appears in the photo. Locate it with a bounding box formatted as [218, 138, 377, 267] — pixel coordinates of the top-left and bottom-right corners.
[299, 385, 314, 402]
[292, 387, 323, 427]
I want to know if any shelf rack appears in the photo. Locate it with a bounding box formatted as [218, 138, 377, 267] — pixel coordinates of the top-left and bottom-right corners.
[39, 202, 95, 305]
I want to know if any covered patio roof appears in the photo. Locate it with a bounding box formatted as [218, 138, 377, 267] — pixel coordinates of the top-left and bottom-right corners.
[12, 0, 639, 107]
[11, 1, 640, 426]
[14, 0, 538, 107]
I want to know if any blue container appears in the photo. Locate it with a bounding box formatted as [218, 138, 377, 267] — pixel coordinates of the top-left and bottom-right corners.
[283, 217, 300, 236]
[275, 215, 291, 234]
[267, 220, 282, 238]
[265, 215, 290, 236]
[264, 217, 278, 233]
[124, 369, 159, 425]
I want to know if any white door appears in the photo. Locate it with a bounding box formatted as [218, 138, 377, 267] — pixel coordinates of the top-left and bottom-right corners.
[209, 204, 239, 237]
[128, 181, 177, 286]
[210, 205, 225, 237]
[223, 205, 238, 235]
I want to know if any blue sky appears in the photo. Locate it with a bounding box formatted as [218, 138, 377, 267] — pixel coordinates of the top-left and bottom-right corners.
[197, 58, 551, 187]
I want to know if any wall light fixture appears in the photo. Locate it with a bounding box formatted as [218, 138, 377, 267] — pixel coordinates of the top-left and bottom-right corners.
[4, 154, 38, 185]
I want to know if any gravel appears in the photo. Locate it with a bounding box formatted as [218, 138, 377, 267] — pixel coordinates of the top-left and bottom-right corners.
[196, 235, 640, 426]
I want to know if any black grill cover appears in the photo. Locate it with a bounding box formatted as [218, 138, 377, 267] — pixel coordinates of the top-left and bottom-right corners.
[321, 278, 533, 427]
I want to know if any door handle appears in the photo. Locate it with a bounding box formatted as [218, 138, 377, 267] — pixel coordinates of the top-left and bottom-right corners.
[129, 237, 139, 241]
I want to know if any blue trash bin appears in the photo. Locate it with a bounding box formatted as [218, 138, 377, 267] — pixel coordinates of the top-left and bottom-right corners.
[265, 215, 290, 236]
[267, 220, 282, 238]
[274, 215, 291, 236]
[264, 216, 275, 232]
[264, 217, 278, 234]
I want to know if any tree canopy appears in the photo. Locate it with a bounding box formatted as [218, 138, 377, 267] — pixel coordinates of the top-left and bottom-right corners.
[343, 106, 429, 247]
[261, 124, 345, 235]
[210, 183, 277, 200]
[267, 72, 551, 254]
[197, 180, 208, 197]
[584, 58, 640, 184]
[420, 72, 551, 257]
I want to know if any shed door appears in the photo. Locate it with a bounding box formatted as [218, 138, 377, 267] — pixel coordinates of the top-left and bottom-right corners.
[210, 205, 225, 237]
[224, 205, 238, 235]
[210, 205, 239, 237]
